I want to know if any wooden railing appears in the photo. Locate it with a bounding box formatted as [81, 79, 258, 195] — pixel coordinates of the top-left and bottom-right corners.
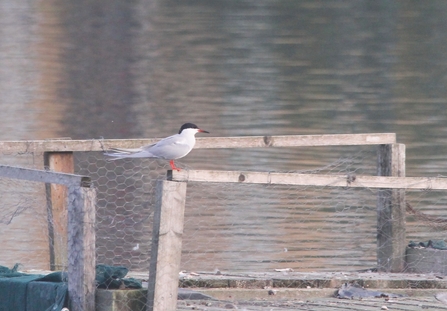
[0, 133, 397, 152]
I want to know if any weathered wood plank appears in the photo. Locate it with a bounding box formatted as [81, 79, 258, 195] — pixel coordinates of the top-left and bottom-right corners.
[0, 164, 89, 186]
[44, 152, 74, 270]
[0, 138, 158, 153]
[195, 133, 396, 148]
[0, 133, 396, 153]
[67, 186, 96, 311]
[169, 169, 447, 190]
[148, 180, 187, 311]
[376, 144, 406, 273]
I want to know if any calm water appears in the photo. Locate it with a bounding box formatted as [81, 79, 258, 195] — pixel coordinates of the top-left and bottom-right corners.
[1, 0, 447, 272]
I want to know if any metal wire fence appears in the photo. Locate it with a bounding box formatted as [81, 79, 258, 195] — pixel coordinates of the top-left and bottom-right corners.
[74, 146, 382, 273]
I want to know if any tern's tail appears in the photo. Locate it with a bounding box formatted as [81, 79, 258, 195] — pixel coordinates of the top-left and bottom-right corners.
[104, 147, 154, 159]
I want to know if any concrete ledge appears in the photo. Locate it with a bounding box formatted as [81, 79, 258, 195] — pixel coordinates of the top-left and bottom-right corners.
[96, 289, 147, 311]
[96, 272, 447, 311]
[177, 271, 447, 289]
[96, 288, 216, 311]
[95, 287, 447, 311]
[191, 287, 447, 301]
[406, 247, 447, 274]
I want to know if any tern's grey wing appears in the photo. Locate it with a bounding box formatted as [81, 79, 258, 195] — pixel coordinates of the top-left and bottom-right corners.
[146, 135, 193, 160]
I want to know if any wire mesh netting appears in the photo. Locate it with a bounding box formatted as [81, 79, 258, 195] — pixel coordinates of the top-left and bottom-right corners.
[0, 153, 50, 270]
[74, 147, 382, 274]
[1, 143, 447, 310]
[75, 153, 170, 271]
[56, 147, 447, 274]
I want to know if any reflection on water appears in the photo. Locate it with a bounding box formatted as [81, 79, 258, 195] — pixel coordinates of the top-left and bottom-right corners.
[183, 182, 378, 272]
[1, 0, 447, 271]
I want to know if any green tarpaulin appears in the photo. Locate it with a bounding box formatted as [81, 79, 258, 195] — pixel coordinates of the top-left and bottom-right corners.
[0, 265, 67, 311]
[0, 264, 141, 311]
[0, 264, 142, 311]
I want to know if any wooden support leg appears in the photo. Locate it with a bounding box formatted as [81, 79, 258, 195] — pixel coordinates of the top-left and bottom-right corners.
[377, 144, 406, 272]
[147, 180, 187, 311]
[44, 151, 74, 270]
[67, 186, 96, 311]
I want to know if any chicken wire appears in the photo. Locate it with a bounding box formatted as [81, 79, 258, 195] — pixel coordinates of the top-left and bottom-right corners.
[0, 153, 50, 270]
[73, 147, 446, 274]
[74, 149, 375, 273]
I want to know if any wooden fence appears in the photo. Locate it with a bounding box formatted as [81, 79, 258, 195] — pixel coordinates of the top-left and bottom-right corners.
[0, 165, 95, 311]
[4, 133, 446, 311]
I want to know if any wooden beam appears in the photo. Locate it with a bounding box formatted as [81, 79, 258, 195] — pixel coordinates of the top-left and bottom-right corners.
[147, 180, 187, 311]
[169, 169, 447, 190]
[0, 164, 89, 186]
[44, 152, 74, 271]
[67, 186, 96, 311]
[0, 138, 158, 153]
[194, 133, 396, 149]
[376, 144, 406, 273]
[0, 133, 396, 153]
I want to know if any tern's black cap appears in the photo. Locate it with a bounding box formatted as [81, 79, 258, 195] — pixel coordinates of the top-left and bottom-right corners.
[178, 123, 209, 134]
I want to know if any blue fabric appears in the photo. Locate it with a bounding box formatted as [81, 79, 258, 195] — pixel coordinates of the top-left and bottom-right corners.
[0, 275, 41, 311]
[0, 265, 67, 311]
[27, 281, 68, 311]
[0, 264, 141, 310]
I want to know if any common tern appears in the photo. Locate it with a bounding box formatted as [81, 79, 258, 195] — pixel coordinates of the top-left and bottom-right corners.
[105, 123, 209, 171]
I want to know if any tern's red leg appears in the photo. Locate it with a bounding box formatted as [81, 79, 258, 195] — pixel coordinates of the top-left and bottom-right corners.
[169, 160, 181, 171]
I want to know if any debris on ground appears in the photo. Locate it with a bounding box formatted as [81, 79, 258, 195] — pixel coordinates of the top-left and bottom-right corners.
[336, 282, 405, 299]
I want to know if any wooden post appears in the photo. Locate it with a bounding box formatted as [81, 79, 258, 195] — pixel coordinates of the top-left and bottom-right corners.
[147, 180, 187, 311]
[44, 151, 74, 270]
[67, 185, 96, 311]
[377, 144, 406, 272]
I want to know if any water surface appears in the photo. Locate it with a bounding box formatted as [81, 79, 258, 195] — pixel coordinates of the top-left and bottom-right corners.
[1, 0, 447, 272]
